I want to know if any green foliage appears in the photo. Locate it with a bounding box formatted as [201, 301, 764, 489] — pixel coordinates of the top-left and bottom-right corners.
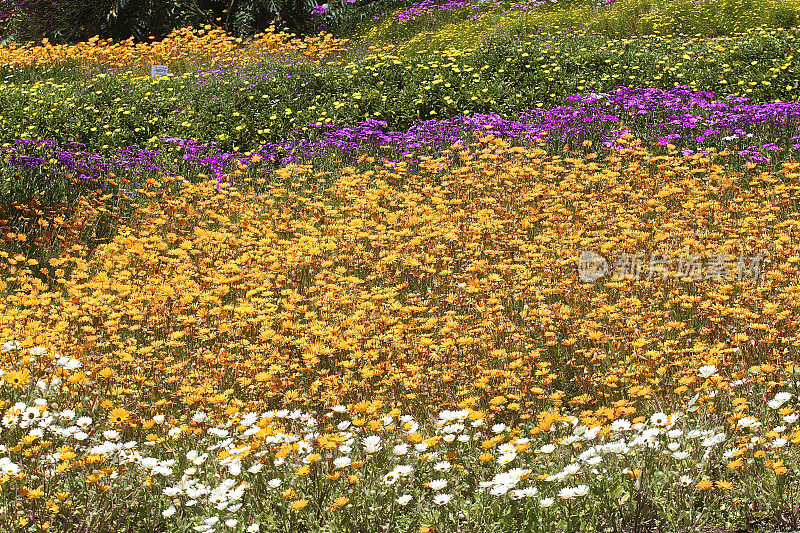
[0, 0, 114, 43]
[1, 0, 322, 44]
[105, 0, 211, 41]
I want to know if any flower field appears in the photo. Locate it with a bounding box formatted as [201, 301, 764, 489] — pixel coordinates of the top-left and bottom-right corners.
[2, 1, 800, 532]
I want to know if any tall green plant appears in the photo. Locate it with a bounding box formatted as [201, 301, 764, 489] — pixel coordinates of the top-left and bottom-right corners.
[1, 0, 330, 43]
[106, 0, 220, 40]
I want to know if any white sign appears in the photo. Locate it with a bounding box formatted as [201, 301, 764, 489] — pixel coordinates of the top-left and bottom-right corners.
[151, 65, 169, 78]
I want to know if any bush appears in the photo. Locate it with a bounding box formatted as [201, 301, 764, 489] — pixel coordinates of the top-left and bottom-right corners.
[0, 0, 112, 43]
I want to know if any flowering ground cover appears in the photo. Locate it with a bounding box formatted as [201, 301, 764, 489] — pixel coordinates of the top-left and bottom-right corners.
[4, 27, 800, 156]
[0, 26, 351, 73]
[4, 84, 800, 192]
[2, 1, 800, 532]
[356, 0, 800, 53]
[2, 136, 800, 532]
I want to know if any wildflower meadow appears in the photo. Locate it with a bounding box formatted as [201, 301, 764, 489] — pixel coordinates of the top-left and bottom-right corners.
[1, 0, 800, 532]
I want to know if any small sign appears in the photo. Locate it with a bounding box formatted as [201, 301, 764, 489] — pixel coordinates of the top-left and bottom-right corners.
[151, 65, 168, 78]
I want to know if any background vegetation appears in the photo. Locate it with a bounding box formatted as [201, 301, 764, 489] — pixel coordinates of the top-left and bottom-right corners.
[3, 26, 800, 155]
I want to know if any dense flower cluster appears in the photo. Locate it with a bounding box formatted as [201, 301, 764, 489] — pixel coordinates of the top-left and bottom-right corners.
[4, 84, 800, 198]
[3, 135, 800, 422]
[1, 342, 799, 532]
[0, 26, 351, 71]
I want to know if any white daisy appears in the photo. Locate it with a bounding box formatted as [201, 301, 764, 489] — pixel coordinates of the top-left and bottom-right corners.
[428, 479, 447, 490]
[392, 444, 408, 456]
[610, 419, 631, 432]
[395, 465, 414, 477]
[433, 461, 450, 472]
[497, 452, 516, 466]
[432, 493, 453, 506]
[768, 392, 793, 410]
[649, 412, 669, 426]
[539, 497, 555, 508]
[333, 457, 352, 469]
[697, 365, 718, 378]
